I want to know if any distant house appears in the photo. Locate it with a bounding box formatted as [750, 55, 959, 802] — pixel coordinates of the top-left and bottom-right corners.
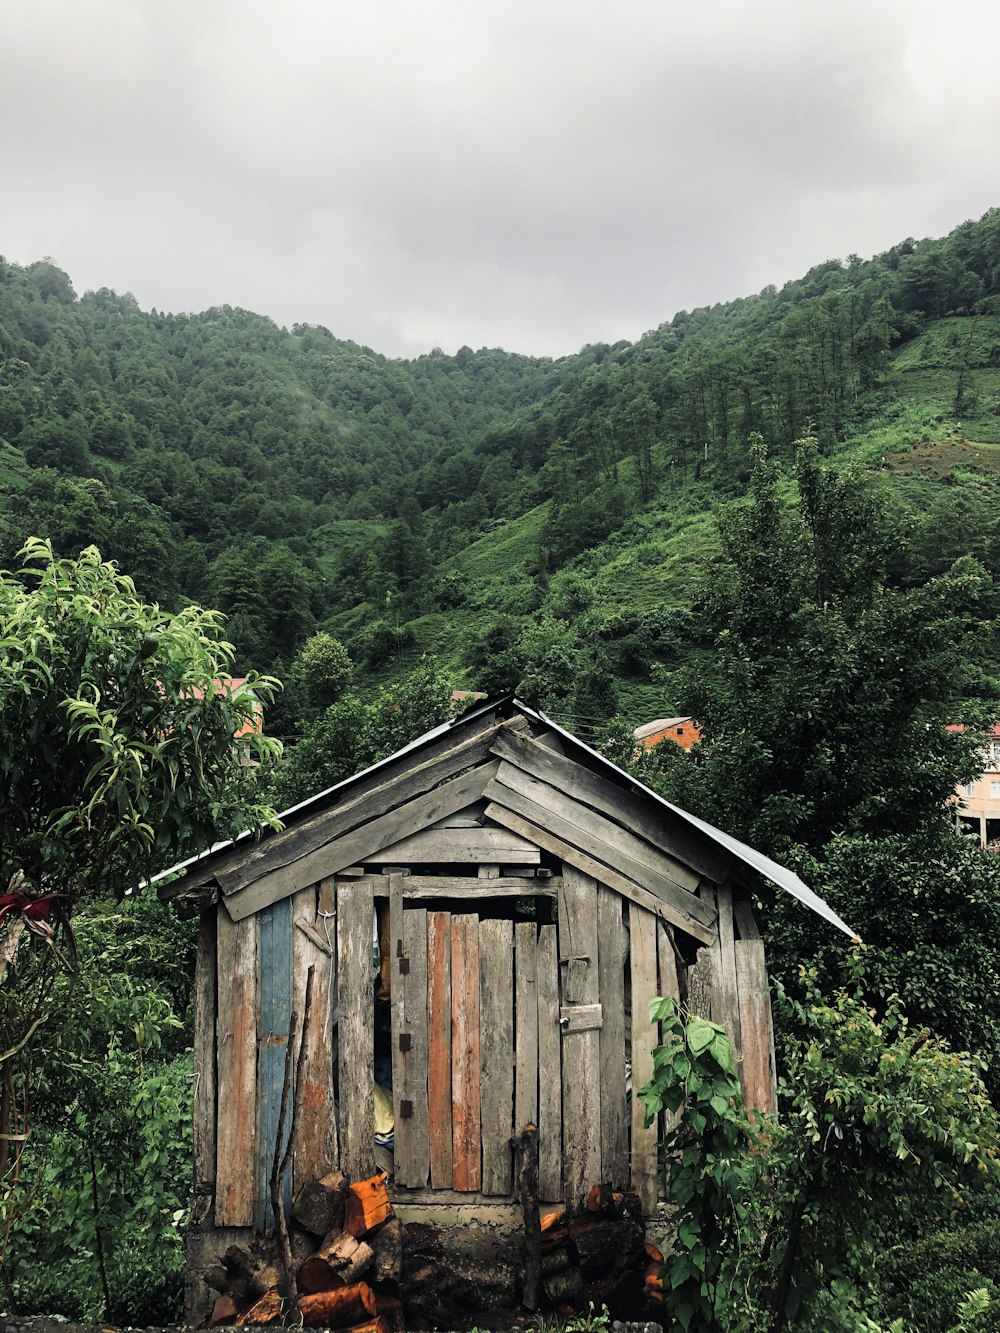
[633, 716, 702, 751]
[188, 676, 264, 747]
[953, 723, 1000, 848]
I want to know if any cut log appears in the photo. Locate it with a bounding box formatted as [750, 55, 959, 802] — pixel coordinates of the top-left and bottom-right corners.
[371, 1217, 403, 1284]
[570, 1217, 646, 1279]
[235, 1290, 285, 1326]
[344, 1172, 394, 1237]
[315, 1229, 375, 1284]
[291, 1170, 349, 1236]
[208, 1295, 238, 1327]
[543, 1267, 584, 1306]
[540, 1247, 572, 1277]
[298, 1256, 348, 1296]
[342, 1319, 390, 1333]
[297, 1282, 377, 1328]
[644, 1242, 664, 1264]
[585, 1183, 616, 1214]
[374, 1294, 405, 1333]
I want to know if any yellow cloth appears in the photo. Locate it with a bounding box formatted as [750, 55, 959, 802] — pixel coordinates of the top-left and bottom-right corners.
[374, 1081, 394, 1136]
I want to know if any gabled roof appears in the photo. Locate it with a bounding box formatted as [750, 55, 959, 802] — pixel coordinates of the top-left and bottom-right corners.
[156, 696, 855, 939]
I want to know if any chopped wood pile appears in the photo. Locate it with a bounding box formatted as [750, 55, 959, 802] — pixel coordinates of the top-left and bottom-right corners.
[533, 1186, 663, 1321]
[204, 1170, 404, 1333]
[202, 1167, 664, 1330]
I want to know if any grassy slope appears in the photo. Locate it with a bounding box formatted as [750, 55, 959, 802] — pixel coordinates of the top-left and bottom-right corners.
[360, 313, 1000, 721]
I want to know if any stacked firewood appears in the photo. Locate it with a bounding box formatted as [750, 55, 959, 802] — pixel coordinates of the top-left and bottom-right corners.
[536, 1185, 663, 1319]
[204, 1170, 404, 1332]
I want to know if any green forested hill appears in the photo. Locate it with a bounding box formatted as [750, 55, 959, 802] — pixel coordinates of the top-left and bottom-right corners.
[3, 208, 1000, 729]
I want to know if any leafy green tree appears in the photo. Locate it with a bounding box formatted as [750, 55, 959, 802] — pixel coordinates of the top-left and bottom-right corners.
[641, 955, 1000, 1333]
[646, 435, 990, 853]
[637, 436, 1000, 1082]
[0, 539, 281, 1279]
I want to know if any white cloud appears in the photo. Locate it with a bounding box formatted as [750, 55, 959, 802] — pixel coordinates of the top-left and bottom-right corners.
[2, 0, 998, 356]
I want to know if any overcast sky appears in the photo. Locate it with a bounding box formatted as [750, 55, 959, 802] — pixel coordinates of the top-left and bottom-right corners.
[2, 0, 999, 358]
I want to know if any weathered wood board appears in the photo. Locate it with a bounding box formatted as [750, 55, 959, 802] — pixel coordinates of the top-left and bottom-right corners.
[558, 866, 601, 1209]
[427, 911, 453, 1189]
[205, 712, 506, 898]
[489, 728, 733, 883]
[597, 885, 628, 1188]
[451, 913, 481, 1191]
[735, 939, 776, 1117]
[484, 800, 716, 946]
[628, 902, 659, 1214]
[713, 882, 741, 1052]
[536, 924, 562, 1202]
[393, 902, 430, 1187]
[338, 880, 375, 1182]
[215, 909, 257, 1227]
[193, 911, 217, 1219]
[255, 897, 293, 1230]
[363, 826, 540, 864]
[514, 922, 539, 1134]
[291, 880, 337, 1191]
[479, 918, 514, 1195]
[225, 762, 500, 921]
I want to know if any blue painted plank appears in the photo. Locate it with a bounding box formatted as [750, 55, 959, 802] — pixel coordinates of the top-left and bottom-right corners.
[256, 897, 293, 1230]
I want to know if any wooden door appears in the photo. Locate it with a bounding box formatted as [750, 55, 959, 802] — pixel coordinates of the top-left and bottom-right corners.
[390, 899, 526, 1196]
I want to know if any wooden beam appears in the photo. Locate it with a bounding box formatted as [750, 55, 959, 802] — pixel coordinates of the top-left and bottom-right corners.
[490, 728, 733, 883]
[338, 880, 375, 1182]
[223, 762, 500, 921]
[559, 867, 601, 1210]
[733, 895, 761, 940]
[483, 800, 717, 947]
[361, 825, 540, 865]
[491, 762, 702, 897]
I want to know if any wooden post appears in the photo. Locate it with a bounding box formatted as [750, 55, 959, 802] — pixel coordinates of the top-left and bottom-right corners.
[338, 880, 375, 1182]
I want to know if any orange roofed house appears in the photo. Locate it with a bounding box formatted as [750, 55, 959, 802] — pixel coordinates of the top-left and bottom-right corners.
[633, 716, 702, 751]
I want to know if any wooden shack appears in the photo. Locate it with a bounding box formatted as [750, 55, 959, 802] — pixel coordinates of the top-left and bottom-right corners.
[159, 697, 852, 1316]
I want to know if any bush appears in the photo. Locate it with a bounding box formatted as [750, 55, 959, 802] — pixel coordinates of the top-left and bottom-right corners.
[878, 1222, 1000, 1332]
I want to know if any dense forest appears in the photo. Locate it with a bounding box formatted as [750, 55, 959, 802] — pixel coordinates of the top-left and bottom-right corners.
[4, 208, 1000, 730]
[5, 210, 1000, 1331]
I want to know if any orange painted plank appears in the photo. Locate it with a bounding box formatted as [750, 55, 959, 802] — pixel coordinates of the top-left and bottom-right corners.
[427, 911, 453, 1189]
[451, 913, 481, 1191]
